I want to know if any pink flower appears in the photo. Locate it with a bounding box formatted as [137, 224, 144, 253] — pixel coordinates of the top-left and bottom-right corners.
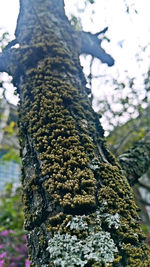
[0, 245, 3, 249]
[0, 230, 14, 237]
[8, 230, 14, 234]
[22, 235, 27, 242]
[0, 253, 6, 259]
[25, 259, 30, 267]
[0, 230, 9, 237]
[0, 259, 4, 267]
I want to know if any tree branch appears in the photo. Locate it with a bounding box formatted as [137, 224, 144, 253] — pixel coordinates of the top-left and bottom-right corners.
[0, 49, 12, 74]
[3, 39, 18, 51]
[118, 133, 150, 185]
[138, 181, 150, 192]
[95, 27, 108, 36]
[0, 25, 114, 80]
[78, 30, 114, 66]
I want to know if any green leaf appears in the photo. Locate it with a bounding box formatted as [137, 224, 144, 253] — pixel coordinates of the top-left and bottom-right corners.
[2, 148, 21, 164]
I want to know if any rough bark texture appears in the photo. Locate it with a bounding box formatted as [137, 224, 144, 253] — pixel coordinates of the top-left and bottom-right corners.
[119, 133, 150, 185]
[1, 0, 150, 266]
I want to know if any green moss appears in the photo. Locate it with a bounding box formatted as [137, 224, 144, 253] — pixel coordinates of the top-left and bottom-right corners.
[19, 45, 103, 237]
[97, 163, 150, 265]
[122, 243, 150, 267]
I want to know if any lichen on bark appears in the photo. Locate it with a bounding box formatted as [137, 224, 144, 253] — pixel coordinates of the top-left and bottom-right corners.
[0, 0, 150, 266]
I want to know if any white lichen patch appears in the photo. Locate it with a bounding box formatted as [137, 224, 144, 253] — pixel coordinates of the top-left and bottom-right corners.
[47, 231, 118, 266]
[47, 209, 120, 266]
[103, 213, 120, 229]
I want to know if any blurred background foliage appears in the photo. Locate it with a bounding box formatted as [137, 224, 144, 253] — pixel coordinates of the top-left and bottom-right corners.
[0, 30, 28, 266]
[0, 183, 23, 231]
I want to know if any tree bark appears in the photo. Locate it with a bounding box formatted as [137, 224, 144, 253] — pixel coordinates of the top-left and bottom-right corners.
[118, 133, 150, 185]
[1, 0, 150, 266]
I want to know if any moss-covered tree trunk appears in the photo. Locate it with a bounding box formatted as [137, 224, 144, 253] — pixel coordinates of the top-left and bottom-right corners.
[0, 0, 150, 266]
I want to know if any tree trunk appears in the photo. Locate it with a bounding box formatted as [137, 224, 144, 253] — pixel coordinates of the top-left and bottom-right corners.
[1, 0, 150, 266]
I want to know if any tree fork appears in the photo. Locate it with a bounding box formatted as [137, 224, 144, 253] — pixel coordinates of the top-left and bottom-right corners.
[0, 0, 150, 266]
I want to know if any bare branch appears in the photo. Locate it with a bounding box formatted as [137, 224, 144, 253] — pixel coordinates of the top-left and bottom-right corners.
[78, 30, 114, 66]
[138, 181, 150, 192]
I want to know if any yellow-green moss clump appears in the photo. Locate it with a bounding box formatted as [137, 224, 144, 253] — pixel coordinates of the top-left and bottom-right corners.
[97, 163, 150, 266]
[20, 61, 98, 215]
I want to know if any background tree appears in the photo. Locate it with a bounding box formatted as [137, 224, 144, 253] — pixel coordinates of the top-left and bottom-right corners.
[0, 0, 150, 266]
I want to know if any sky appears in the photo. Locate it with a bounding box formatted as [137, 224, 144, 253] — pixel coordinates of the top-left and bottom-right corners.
[65, 0, 150, 131]
[0, 0, 150, 130]
[64, 0, 150, 85]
